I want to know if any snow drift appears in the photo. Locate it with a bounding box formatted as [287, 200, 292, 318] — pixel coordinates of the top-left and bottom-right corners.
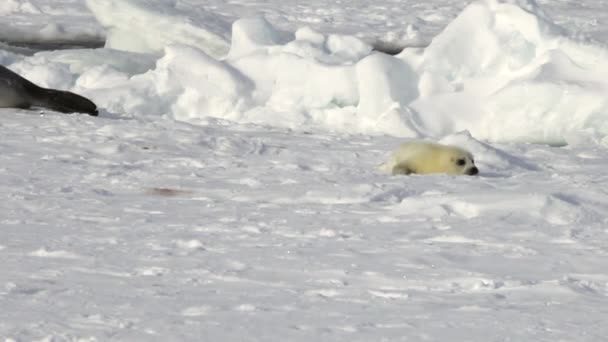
[85, 0, 232, 58]
[411, 0, 608, 145]
[5, 0, 608, 145]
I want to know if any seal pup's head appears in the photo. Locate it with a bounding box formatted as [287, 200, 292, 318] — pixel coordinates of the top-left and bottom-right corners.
[445, 147, 478, 175]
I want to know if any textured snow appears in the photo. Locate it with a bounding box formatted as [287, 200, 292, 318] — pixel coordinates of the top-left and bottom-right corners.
[1, 0, 608, 341]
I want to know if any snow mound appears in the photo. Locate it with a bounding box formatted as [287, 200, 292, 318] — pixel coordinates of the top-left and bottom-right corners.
[92, 0, 608, 143]
[228, 16, 283, 59]
[418, 0, 565, 82]
[411, 0, 608, 145]
[6, 0, 608, 145]
[86, 0, 231, 58]
[68, 15, 421, 135]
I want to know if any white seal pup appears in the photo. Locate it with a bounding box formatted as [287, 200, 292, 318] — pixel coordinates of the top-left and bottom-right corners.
[380, 140, 479, 176]
[0, 65, 98, 116]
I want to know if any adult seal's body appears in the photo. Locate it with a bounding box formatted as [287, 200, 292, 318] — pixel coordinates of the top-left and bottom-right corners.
[0, 65, 98, 116]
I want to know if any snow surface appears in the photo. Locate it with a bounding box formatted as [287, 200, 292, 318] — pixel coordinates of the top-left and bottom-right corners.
[2, 0, 608, 340]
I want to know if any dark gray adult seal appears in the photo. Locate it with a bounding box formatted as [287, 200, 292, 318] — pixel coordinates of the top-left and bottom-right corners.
[0, 65, 98, 116]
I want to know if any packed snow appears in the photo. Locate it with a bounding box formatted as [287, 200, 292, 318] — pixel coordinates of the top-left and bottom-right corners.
[1, 0, 608, 340]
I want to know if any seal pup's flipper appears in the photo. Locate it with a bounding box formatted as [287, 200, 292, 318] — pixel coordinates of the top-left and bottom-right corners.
[392, 162, 414, 175]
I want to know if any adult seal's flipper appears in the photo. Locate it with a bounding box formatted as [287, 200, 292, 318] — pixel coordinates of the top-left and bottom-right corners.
[32, 88, 98, 116]
[0, 65, 98, 116]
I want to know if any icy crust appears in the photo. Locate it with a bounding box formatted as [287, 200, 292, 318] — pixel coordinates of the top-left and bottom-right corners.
[5, 0, 608, 144]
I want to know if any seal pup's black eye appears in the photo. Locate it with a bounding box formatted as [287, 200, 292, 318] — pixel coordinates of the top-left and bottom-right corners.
[456, 159, 466, 166]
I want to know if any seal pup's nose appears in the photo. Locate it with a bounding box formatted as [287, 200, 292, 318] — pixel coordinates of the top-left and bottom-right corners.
[467, 167, 479, 175]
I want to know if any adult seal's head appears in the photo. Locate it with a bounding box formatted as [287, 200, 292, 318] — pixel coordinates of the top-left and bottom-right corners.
[0, 65, 98, 116]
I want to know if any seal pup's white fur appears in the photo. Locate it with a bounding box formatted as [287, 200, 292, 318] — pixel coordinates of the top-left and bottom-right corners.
[380, 141, 478, 175]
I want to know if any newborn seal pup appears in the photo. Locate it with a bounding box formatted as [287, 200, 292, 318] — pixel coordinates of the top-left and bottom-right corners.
[380, 140, 479, 176]
[0, 65, 98, 116]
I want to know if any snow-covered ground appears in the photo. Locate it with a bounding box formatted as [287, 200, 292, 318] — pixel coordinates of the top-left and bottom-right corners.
[2, 0, 608, 340]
